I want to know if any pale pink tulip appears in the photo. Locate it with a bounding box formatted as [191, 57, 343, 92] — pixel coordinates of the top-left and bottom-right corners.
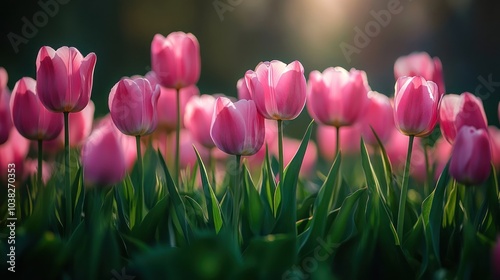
[237, 78, 251, 100]
[245, 60, 307, 120]
[307, 67, 370, 127]
[36, 46, 96, 113]
[359, 91, 394, 146]
[394, 76, 440, 137]
[211, 97, 265, 156]
[151, 32, 201, 89]
[184, 95, 217, 148]
[394, 52, 445, 96]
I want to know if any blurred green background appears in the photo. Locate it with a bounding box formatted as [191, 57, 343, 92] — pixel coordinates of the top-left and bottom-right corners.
[1, 0, 499, 137]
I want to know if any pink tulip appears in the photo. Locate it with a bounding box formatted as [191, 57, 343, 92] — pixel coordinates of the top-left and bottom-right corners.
[36, 46, 97, 113]
[439, 92, 488, 144]
[237, 78, 251, 100]
[307, 67, 370, 127]
[10, 77, 63, 141]
[81, 118, 127, 186]
[151, 32, 201, 89]
[433, 137, 453, 180]
[0, 127, 30, 186]
[211, 97, 265, 156]
[184, 94, 216, 148]
[488, 126, 500, 172]
[0, 67, 12, 145]
[245, 60, 307, 120]
[98, 115, 137, 171]
[393, 76, 440, 137]
[394, 52, 445, 96]
[109, 77, 160, 136]
[147, 70, 199, 131]
[449, 126, 491, 185]
[359, 91, 394, 146]
[317, 125, 361, 161]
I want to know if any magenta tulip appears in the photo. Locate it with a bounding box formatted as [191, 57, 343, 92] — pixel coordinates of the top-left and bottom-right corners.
[488, 126, 500, 172]
[81, 119, 127, 186]
[211, 97, 265, 156]
[237, 78, 251, 100]
[394, 76, 440, 137]
[359, 91, 394, 145]
[394, 52, 445, 96]
[245, 60, 307, 120]
[439, 92, 488, 143]
[0, 67, 12, 145]
[184, 94, 217, 148]
[151, 32, 201, 89]
[307, 67, 370, 127]
[109, 77, 160, 136]
[36, 46, 96, 113]
[449, 126, 491, 185]
[10, 77, 63, 141]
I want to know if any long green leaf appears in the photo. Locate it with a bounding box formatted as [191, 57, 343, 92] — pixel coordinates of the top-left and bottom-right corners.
[194, 147, 223, 234]
[273, 120, 314, 235]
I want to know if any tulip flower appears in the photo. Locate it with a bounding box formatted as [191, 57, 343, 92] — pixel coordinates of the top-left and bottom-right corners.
[489, 126, 500, 173]
[449, 126, 491, 186]
[81, 119, 127, 187]
[393, 76, 439, 242]
[151, 32, 201, 89]
[184, 94, 217, 149]
[245, 60, 307, 121]
[211, 97, 265, 156]
[10, 77, 63, 141]
[307, 67, 370, 128]
[146, 71, 199, 132]
[109, 77, 160, 137]
[394, 52, 445, 96]
[36, 46, 97, 113]
[439, 92, 487, 144]
[359, 91, 394, 146]
[0, 67, 12, 145]
[237, 77, 251, 100]
[394, 76, 440, 137]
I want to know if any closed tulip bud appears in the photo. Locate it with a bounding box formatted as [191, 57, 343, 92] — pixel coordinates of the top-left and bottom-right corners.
[0, 67, 12, 145]
[439, 92, 488, 143]
[210, 97, 265, 156]
[449, 126, 491, 186]
[394, 52, 445, 96]
[184, 94, 217, 148]
[36, 46, 96, 113]
[81, 119, 127, 186]
[245, 60, 307, 120]
[151, 32, 201, 89]
[360, 91, 394, 145]
[109, 77, 160, 136]
[10, 77, 63, 141]
[393, 76, 439, 137]
[237, 78, 251, 100]
[307, 67, 370, 127]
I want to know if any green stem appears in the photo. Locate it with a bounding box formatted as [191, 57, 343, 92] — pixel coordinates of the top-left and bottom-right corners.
[233, 155, 241, 243]
[37, 139, 43, 188]
[335, 126, 340, 158]
[278, 120, 284, 186]
[397, 135, 414, 244]
[423, 144, 431, 196]
[136, 135, 145, 222]
[64, 112, 72, 236]
[175, 88, 181, 188]
[209, 148, 216, 187]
